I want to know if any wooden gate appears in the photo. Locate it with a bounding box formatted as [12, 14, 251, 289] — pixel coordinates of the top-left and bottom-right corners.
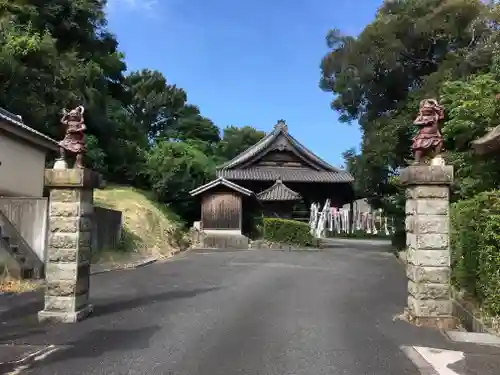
[201, 192, 242, 230]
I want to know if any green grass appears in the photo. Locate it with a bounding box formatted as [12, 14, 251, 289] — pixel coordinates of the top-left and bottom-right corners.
[93, 185, 189, 261]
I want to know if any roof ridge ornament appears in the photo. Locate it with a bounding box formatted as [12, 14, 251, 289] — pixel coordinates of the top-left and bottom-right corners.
[274, 119, 288, 133]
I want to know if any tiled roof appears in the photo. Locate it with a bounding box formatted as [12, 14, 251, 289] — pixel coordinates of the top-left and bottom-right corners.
[0, 107, 58, 150]
[257, 180, 301, 201]
[217, 120, 343, 173]
[189, 177, 254, 197]
[217, 167, 354, 183]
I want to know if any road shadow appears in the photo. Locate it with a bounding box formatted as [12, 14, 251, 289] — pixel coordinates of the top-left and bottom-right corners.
[0, 319, 49, 343]
[0, 291, 43, 322]
[91, 287, 220, 318]
[448, 352, 500, 375]
[0, 292, 48, 343]
[0, 287, 219, 345]
[0, 325, 162, 374]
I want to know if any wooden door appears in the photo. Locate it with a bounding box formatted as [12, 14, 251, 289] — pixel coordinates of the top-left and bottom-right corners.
[202, 192, 241, 230]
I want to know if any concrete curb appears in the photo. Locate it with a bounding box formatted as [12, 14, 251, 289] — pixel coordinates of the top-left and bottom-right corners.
[0, 258, 160, 297]
[445, 330, 500, 346]
[451, 289, 500, 336]
[321, 238, 392, 246]
[400, 346, 439, 375]
[394, 252, 407, 267]
[0, 249, 189, 298]
[90, 257, 158, 275]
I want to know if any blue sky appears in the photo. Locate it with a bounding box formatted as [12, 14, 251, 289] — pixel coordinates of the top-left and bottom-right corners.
[106, 0, 381, 167]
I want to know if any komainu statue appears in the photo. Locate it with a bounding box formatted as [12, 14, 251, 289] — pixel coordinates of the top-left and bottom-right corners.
[58, 106, 87, 169]
[411, 99, 444, 165]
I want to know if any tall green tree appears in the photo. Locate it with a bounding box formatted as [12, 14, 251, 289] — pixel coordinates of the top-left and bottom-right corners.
[0, 0, 267, 224]
[320, 0, 499, 212]
[144, 142, 216, 222]
[216, 125, 266, 162]
[0, 0, 126, 134]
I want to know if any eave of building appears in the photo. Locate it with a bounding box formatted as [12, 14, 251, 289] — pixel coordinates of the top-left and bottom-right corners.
[217, 167, 354, 183]
[189, 177, 254, 197]
[0, 107, 59, 152]
[217, 120, 343, 173]
[256, 180, 301, 201]
[471, 125, 500, 155]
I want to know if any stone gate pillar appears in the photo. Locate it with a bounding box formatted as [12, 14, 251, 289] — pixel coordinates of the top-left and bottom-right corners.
[38, 169, 100, 323]
[400, 165, 455, 329]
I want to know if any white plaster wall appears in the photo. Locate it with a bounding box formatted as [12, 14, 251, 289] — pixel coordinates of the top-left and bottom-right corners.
[0, 198, 48, 262]
[0, 133, 46, 197]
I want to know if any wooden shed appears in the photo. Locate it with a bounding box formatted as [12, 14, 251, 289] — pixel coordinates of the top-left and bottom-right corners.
[190, 177, 255, 233]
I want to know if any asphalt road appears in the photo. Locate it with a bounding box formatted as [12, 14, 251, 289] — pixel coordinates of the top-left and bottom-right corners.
[0, 245, 456, 374]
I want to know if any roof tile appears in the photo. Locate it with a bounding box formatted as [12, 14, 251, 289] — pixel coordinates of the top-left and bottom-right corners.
[257, 180, 301, 201]
[217, 167, 353, 183]
[0, 107, 58, 146]
[217, 120, 342, 173]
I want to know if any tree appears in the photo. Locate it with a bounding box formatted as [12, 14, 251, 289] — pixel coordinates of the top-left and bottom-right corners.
[103, 100, 149, 185]
[440, 71, 500, 199]
[216, 126, 266, 162]
[144, 142, 216, 222]
[319, 0, 499, 213]
[0, 0, 265, 225]
[170, 111, 220, 144]
[0, 0, 126, 134]
[124, 69, 188, 139]
[321, 0, 486, 124]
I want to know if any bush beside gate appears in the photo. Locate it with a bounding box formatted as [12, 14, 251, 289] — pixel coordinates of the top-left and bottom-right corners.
[450, 190, 500, 315]
[263, 218, 315, 247]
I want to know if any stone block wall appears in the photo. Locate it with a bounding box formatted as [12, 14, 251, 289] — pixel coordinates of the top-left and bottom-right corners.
[39, 169, 100, 323]
[93, 206, 122, 253]
[400, 165, 455, 328]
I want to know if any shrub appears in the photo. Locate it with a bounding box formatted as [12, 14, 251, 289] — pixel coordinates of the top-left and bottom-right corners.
[450, 190, 500, 315]
[263, 218, 315, 247]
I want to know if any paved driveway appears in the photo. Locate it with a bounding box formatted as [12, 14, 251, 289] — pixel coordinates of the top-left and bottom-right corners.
[0, 244, 494, 374]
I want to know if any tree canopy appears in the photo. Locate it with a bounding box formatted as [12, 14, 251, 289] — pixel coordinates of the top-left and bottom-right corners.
[0, 0, 265, 223]
[321, 0, 500, 219]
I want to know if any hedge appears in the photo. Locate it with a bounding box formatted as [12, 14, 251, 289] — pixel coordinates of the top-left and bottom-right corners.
[263, 218, 315, 247]
[450, 190, 500, 315]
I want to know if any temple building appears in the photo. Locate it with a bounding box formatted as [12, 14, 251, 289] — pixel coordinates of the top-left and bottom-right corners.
[190, 120, 355, 245]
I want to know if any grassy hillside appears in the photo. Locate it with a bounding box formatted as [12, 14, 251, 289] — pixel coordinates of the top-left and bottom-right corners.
[93, 185, 189, 262]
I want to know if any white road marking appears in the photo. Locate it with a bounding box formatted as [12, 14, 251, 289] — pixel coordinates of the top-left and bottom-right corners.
[2, 345, 64, 375]
[412, 346, 464, 375]
[6, 364, 28, 375]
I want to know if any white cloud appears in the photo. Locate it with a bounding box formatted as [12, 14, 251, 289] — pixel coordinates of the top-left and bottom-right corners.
[106, 0, 159, 14]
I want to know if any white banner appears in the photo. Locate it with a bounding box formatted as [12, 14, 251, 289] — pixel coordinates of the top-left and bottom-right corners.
[309, 203, 395, 238]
